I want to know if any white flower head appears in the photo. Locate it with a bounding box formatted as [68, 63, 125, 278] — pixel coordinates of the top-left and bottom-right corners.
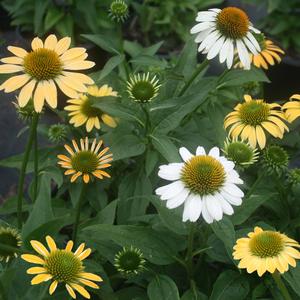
[190, 7, 261, 69]
[155, 146, 244, 223]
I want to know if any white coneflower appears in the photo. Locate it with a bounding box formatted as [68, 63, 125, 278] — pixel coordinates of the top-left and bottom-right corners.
[155, 146, 244, 223]
[190, 7, 261, 69]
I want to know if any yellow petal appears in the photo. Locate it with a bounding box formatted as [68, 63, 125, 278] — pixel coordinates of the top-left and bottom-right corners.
[70, 283, 91, 299]
[83, 174, 90, 183]
[44, 34, 57, 50]
[255, 125, 266, 149]
[66, 284, 76, 299]
[75, 243, 85, 256]
[290, 94, 300, 100]
[71, 172, 82, 182]
[57, 154, 71, 162]
[60, 48, 86, 62]
[33, 81, 46, 112]
[0, 64, 23, 73]
[80, 272, 103, 282]
[55, 77, 78, 98]
[31, 274, 52, 285]
[0, 56, 23, 64]
[55, 37, 71, 55]
[65, 240, 74, 252]
[102, 114, 117, 128]
[79, 278, 99, 289]
[46, 236, 57, 252]
[26, 267, 47, 274]
[21, 254, 45, 265]
[31, 37, 43, 50]
[30, 240, 50, 257]
[59, 74, 87, 93]
[244, 95, 252, 102]
[78, 248, 91, 260]
[1, 74, 30, 92]
[7, 46, 28, 58]
[18, 79, 36, 107]
[49, 280, 58, 295]
[62, 71, 94, 84]
[87, 85, 98, 96]
[44, 80, 57, 108]
[86, 118, 95, 132]
[64, 60, 95, 71]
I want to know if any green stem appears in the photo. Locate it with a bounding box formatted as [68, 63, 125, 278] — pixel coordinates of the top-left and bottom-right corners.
[33, 124, 39, 202]
[271, 272, 292, 300]
[178, 59, 209, 97]
[186, 222, 196, 282]
[17, 113, 39, 229]
[72, 183, 88, 245]
[141, 104, 151, 134]
[245, 170, 266, 200]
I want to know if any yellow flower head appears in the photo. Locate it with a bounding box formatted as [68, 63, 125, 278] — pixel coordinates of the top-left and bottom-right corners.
[21, 236, 102, 299]
[0, 34, 95, 112]
[233, 226, 300, 276]
[282, 94, 300, 123]
[0, 226, 22, 262]
[224, 95, 288, 149]
[64, 84, 118, 132]
[57, 137, 113, 183]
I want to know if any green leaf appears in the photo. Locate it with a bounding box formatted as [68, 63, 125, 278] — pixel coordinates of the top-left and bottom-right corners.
[181, 289, 208, 300]
[130, 55, 167, 68]
[81, 34, 122, 54]
[210, 217, 236, 262]
[44, 6, 64, 31]
[55, 14, 74, 38]
[82, 224, 184, 265]
[34, 0, 50, 34]
[96, 55, 125, 82]
[283, 263, 300, 297]
[150, 135, 181, 162]
[150, 196, 188, 235]
[232, 193, 275, 225]
[147, 275, 180, 300]
[209, 270, 250, 300]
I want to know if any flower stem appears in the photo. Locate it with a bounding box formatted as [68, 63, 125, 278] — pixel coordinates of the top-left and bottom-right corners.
[72, 183, 88, 245]
[17, 113, 39, 229]
[32, 124, 39, 202]
[141, 104, 151, 135]
[271, 272, 292, 300]
[186, 222, 196, 282]
[245, 169, 266, 200]
[178, 59, 209, 97]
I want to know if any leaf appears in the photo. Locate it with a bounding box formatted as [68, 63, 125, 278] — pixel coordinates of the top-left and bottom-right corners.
[44, 6, 64, 31]
[283, 263, 300, 297]
[210, 217, 236, 262]
[209, 270, 250, 300]
[181, 289, 208, 300]
[130, 55, 167, 68]
[150, 135, 181, 162]
[232, 193, 275, 225]
[145, 148, 159, 176]
[34, 0, 50, 34]
[147, 275, 180, 300]
[150, 196, 188, 235]
[82, 224, 185, 265]
[81, 34, 122, 54]
[97, 55, 125, 82]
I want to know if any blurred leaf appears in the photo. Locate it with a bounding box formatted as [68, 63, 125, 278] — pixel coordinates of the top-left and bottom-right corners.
[209, 270, 249, 300]
[283, 263, 300, 297]
[34, 0, 50, 34]
[44, 6, 64, 32]
[181, 289, 208, 300]
[96, 55, 125, 82]
[147, 275, 180, 300]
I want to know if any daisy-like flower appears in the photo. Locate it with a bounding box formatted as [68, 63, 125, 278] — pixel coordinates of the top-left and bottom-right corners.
[57, 137, 113, 183]
[0, 226, 22, 262]
[64, 84, 118, 132]
[0, 34, 95, 112]
[190, 7, 261, 69]
[155, 146, 244, 223]
[233, 226, 300, 276]
[224, 95, 288, 149]
[237, 36, 285, 70]
[222, 137, 259, 168]
[127, 73, 161, 103]
[21, 236, 102, 299]
[282, 94, 300, 123]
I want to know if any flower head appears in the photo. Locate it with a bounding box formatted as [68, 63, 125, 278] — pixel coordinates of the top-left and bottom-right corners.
[109, 0, 129, 23]
[224, 95, 288, 149]
[57, 137, 113, 183]
[114, 246, 145, 276]
[127, 73, 161, 103]
[13, 99, 37, 122]
[0, 34, 95, 112]
[237, 35, 285, 69]
[288, 168, 300, 186]
[233, 226, 300, 276]
[191, 7, 261, 69]
[263, 145, 289, 175]
[282, 94, 300, 123]
[155, 146, 244, 224]
[21, 236, 102, 299]
[0, 226, 22, 262]
[64, 84, 118, 132]
[48, 124, 68, 143]
[223, 137, 259, 168]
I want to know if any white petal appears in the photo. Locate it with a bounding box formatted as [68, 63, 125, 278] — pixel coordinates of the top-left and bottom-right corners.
[208, 147, 220, 158]
[179, 147, 193, 162]
[207, 36, 225, 60]
[217, 194, 234, 215]
[166, 188, 189, 209]
[182, 194, 202, 222]
[155, 181, 185, 200]
[209, 8, 221, 13]
[198, 30, 220, 53]
[206, 195, 223, 221]
[195, 28, 214, 43]
[158, 163, 184, 181]
[197, 11, 218, 18]
[190, 22, 214, 34]
[196, 146, 206, 156]
[219, 39, 230, 63]
[223, 183, 244, 198]
[196, 14, 216, 22]
[226, 40, 234, 68]
[237, 40, 250, 70]
[243, 37, 259, 55]
[246, 32, 261, 52]
[201, 198, 214, 224]
[249, 25, 260, 34]
[222, 189, 242, 206]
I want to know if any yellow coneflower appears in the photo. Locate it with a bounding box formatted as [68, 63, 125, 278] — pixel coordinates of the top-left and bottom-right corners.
[282, 94, 300, 123]
[224, 95, 288, 149]
[0, 226, 22, 262]
[233, 226, 300, 276]
[0, 34, 95, 112]
[57, 137, 113, 183]
[21, 236, 102, 299]
[64, 84, 118, 132]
